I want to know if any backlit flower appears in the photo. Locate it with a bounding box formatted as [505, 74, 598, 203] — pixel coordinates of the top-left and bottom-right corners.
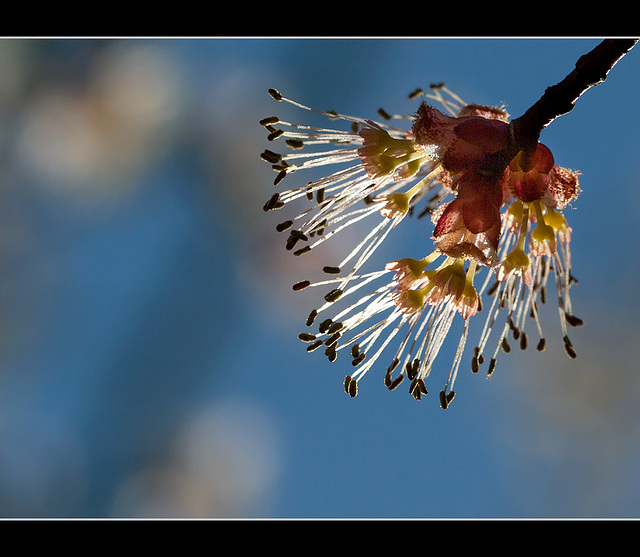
[261, 84, 581, 408]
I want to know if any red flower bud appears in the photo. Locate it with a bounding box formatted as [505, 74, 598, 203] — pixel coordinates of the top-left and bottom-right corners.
[503, 143, 555, 202]
[433, 172, 502, 265]
[412, 102, 510, 175]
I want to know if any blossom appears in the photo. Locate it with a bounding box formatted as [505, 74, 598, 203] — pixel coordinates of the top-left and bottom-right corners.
[261, 84, 581, 408]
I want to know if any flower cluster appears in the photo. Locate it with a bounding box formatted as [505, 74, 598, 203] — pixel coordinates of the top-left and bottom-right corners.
[261, 84, 581, 408]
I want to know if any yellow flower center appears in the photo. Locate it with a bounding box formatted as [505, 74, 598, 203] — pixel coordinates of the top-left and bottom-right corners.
[531, 201, 557, 254]
[360, 128, 430, 179]
[504, 247, 530, 270]
[380, 192, 410, 218]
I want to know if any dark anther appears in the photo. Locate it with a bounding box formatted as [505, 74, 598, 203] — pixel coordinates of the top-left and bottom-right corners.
[565, 313, 584, 327]
[268, 88, 283, 101]
[322, 266, 341, 275]
[306, 340, 323, 352]
[344, 375, 358, 397]
[501, 338, 511, 353]
[294, 246, 311, 256]
[286, 231, 305, 250]
[410, 378, 428, 400]
[324, 289, 343, 303]
[263, 192, 280, 212]
[406, 358, 420, 380]
[267, 129, 284, 141]
[325, 345, 337, 362]
[487, 358, 497, 376]
[352, 353, 366, 367]
[348, 378, 358, 398]
[292, 280, 310, 291]
[306, 309, 318, 327]
[285, 138, 304, 149]
[260, 149, 281, 163]
[325, 332, 341, 347]
[274, 169, 287, 186]
[389, 375, 404, 391]
[285, 236, 298, 250]
[563, 335, 577, 359]
[439, 390, 455, 409]
[260, 116, 279, 127]
[276, 220, 293, 232]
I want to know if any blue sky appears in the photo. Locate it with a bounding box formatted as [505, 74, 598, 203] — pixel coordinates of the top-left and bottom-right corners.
[0, 38, 638, 518]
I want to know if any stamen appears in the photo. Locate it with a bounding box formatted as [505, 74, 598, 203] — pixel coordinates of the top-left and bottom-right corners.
[268, 88, 283, 101]
[442, 319, 469, 399]
[352, 353, 367, 366]
[263, 192, 282, 212]
[323, 266, 341, 275]
[260, 149, 281, 163]
[267, 129, 284, 141]
[276, 220, 293, 232]
[565, 313, 583, 327]
[387, 374, 404, 391]
[426, 83, 467, 116]
[262, 85, 582, 405]
[306, 340, 323, 352]
[563, 335, 577, 359]
[439, 390, 456, 409]
[285, 138, 304, 149]
[410, 377, 428, 400]
[324, 289, 344, 303]
[306, 309, 318, 327]
[293, 280, 310, 291]
[344, 375, 358, 397]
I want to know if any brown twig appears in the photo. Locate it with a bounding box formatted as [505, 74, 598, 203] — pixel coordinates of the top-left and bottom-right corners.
[510, 38, 638, 152]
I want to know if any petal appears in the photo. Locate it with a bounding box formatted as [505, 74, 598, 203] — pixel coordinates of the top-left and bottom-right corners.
[461, 198, 501, 235]
[453, 117, 510, 153]
[412, 102, 459, 148]
[433, 199, 465, 237]
[506, 144, 556, 202]
[442, 118, 510, 172]
[510, 143, 554, 174]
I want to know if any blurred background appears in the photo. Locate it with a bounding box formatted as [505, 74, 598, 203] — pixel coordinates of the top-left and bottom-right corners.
[0, 37, 638, 518]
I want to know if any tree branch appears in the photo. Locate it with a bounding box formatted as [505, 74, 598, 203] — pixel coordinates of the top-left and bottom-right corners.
[510, 38, 638, 153]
